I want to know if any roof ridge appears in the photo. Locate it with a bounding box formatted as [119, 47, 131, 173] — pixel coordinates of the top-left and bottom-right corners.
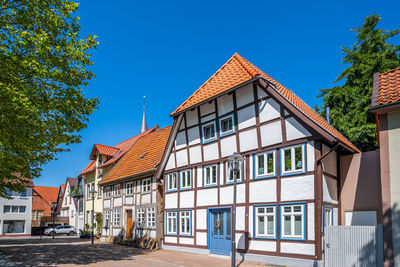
[234, 53, 259, 77]
[381, 67, 400, 75]
[94, 143, 119, 150]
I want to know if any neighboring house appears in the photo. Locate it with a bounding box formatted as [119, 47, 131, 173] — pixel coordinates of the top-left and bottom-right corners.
[59, 178, 78, 229]
[157, 53, 360, 266]
[53, 184, 69, 226]
[32, 186, 59, 227]
[76, 175, 85, 233]
[370, 67, 400, 267]
[99, 126, 171, 240]
[0, 181, 33, 236]
[79, 126, 157, 234]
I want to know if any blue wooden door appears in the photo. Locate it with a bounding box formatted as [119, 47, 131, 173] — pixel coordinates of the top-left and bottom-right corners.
[209, 208, 232, 255]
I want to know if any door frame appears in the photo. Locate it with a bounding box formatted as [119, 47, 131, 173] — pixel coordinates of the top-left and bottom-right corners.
[126, 209, 133, 239]
[207, 206, 232, 255]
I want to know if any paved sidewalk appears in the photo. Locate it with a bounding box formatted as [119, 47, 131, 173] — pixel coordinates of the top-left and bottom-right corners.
[0, 238, 272, 266]
[0, 252, 16, 267]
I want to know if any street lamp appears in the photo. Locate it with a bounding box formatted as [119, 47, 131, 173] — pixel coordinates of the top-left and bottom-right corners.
[50, 201, 57, 239]
[227, 152, 244, 267]
[89, 189, 97, 245]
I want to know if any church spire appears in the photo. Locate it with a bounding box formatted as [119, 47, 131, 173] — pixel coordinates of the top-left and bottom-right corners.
[141, 96, 148, 133]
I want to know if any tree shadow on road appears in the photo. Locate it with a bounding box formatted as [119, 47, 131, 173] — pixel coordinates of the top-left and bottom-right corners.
[0, 240, 151, 266]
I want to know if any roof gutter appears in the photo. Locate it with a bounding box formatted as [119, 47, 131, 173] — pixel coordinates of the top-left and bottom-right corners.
[99, 170, 155, 186]
[257, 77, 359, 154]
[369, 101, 400, 113]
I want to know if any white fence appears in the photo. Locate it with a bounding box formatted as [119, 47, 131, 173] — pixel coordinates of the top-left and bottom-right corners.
[324, 225, 383, 267]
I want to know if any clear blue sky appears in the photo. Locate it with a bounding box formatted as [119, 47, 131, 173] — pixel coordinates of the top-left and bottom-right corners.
[36, 0, 400, 187]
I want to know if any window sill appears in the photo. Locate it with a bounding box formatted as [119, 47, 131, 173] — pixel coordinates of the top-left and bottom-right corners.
[280, 170, 306, 177]
[280, 237, 306, 241]
[202, 138, 218, 145]
[254, 236, 276, 240]
[254, 174, 276, 180]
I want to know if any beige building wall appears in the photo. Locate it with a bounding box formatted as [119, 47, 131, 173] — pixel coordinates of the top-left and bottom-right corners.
[388, 110, 400, 266]
[340, 150, 382, 225]
[84, 163, 113, 233]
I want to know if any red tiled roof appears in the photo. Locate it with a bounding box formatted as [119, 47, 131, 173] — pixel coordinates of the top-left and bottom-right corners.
[100, 126, 172, 184]
[78, 127, 157, 177]
[99, 126, 158, 168]
[78, 160, 96, 177]
[372, 67, 400, 107]
[171, 53, 359, 153]
[33, 186, 59, 204]
[90, 144, 120, 160]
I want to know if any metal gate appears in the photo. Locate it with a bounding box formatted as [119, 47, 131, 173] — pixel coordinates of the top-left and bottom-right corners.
[324, 225, 383, 267]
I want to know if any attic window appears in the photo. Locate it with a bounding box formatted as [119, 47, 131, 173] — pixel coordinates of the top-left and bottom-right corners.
[140, 153, 147, 159]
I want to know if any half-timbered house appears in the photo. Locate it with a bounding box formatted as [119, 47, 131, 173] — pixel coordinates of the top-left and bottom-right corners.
[100, 126, 171, 241]
[156, 53, 360, 266]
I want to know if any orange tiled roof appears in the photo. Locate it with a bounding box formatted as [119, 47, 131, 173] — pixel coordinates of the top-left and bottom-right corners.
[100, 126, 172, 184]
[372, 67, 400, 106]
[171, 53, 359, 153]
[33, 186, 59, 204]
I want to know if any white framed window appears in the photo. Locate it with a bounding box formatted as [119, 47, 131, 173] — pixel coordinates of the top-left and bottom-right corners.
[86, 184, 91, 200]
[126, 182, 134, 195]
[113, 209, 120, 227]
[137, 208, 145, 228]
[147, 207, 156, 228]
[166, 172, 178, 192]
[104, 187, 111, 198]
[255, 206, 276, 238]
[4, 205, 26, 213]
[225, 161, 243, 184]
[281, 144, 306, 175]
[97, 185, 102, 197]
[179, 210, 191, 236]
[104, 210, 111, 226]
[71, 210, 74, 217]
[114, 184, 121, 197]
[203, 164, 218, 187]
[180, 169, 192, 190]
[255, 150, 276, 178]
[281, 204, 305, 240]
[324, 206, 333, 229]
[201, 120, 217, 143]
[219, 113, 235, 136]
[166, 211, 177, 235]
[142, 178, 151, 193]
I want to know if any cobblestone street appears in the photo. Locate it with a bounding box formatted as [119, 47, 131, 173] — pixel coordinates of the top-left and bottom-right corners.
[0, 237, 270, 267]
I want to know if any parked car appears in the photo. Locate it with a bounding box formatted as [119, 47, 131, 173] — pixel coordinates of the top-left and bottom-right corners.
[44, 225, 76, 236]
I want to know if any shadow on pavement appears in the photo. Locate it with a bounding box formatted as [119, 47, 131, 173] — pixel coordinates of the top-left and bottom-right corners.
[0, 240, 150, 267]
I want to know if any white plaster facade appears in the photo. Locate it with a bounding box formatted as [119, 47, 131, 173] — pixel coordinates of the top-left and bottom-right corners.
[0, 188, 32, 235]
[60, 179, 78, 229]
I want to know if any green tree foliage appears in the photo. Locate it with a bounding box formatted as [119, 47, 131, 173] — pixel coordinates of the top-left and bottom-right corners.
[317, 14, 400, 152]
[0, 0, 99, 197]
